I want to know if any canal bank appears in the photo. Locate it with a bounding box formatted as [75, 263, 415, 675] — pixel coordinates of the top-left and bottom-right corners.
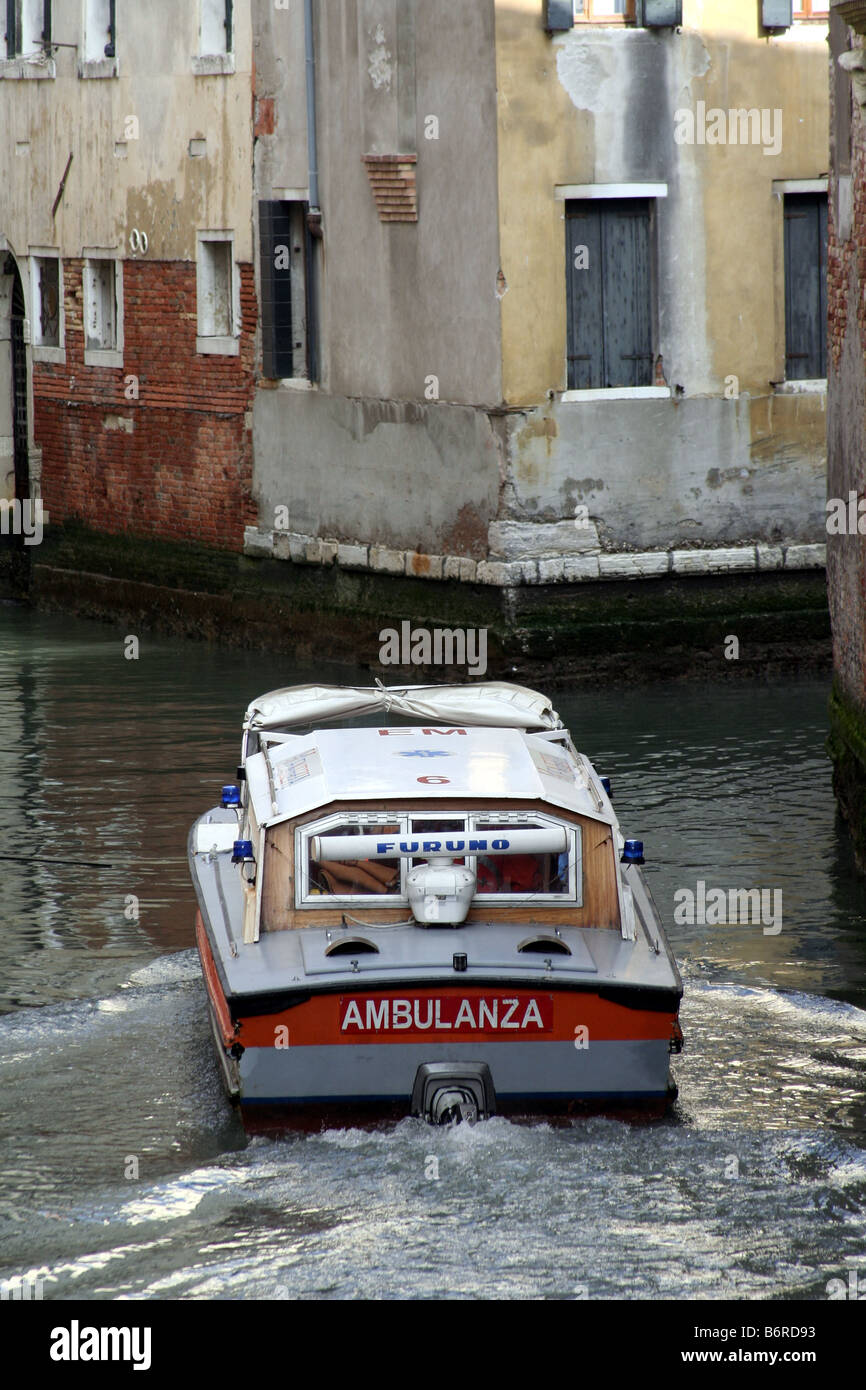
[0, 522, 831, 686]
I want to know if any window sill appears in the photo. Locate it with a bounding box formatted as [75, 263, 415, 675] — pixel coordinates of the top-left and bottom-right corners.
[192, 54, 235, 76]
[1, 58, 55, 79]
[78, 57, 119, 79]
[774, 379, 827, 394]
[197, 335, 239, 356]
[560, 386, 671, 403]
[84, 348, 123, 368]
[32, 345, 65, 364]
[277, 376, 314, 390]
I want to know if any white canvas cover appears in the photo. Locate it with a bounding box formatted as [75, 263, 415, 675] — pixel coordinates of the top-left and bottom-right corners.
[244, 682, 562, 733]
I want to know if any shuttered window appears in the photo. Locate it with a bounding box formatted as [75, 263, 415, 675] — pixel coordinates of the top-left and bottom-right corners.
[783, 192, 827, 380]
[565, 199, 654, 390]
[5, 0, 22, 57]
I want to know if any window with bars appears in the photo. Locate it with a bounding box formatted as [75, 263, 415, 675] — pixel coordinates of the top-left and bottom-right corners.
[258, 201, 312, 381]
[565, 199, 655, 390]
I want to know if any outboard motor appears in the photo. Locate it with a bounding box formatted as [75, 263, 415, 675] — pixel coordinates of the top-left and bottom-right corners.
[411, 1062, 496, 1125]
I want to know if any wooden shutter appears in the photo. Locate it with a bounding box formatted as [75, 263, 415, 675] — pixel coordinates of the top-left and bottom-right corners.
[761, 0, 793, 28]
[641, 0, 682, 25]
[6, 0, 21, 56]
[566, 205, 603, 390]
[544, 1, 574, 31]
[784, 193, 827, 380]
[566, 199, 653, 390]
[259, 201, 295, 380]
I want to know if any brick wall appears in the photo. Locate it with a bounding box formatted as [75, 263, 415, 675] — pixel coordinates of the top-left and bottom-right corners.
[827, 28, 866, 705]
[33, 259, 257, 552]
[827, 17, 866, 867]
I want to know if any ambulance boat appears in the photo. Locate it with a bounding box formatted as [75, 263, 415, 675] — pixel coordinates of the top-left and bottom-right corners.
[189, 682, 684, 1124]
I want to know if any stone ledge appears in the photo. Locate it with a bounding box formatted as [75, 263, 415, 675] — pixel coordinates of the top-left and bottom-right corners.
[243, 528, 827, 584]
[672, 547, 757, 576]
[599, 552, 670, 580]
[488, 518, 601, 558]
[785, 543, 826, 570]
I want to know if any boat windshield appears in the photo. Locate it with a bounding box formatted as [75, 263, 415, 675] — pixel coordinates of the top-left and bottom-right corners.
[296, 810, 580, 907]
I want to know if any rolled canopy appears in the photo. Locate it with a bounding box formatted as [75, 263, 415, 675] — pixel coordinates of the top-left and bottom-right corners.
[244, 682, 562, 733]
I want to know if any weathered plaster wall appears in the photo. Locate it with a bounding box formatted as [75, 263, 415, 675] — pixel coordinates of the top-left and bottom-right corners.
[0, 7, 254, 265]
[251, 0, 830, 564]
[311, 0, 502, 404]
[492, 0, 829, 554]
[252, 0, 505, 551]
[253, 388, 501, 558]
[253, 0, 310, 198]
[0, 4, 256, 548]
[496, 2, 828, 401]
[502, 390, 826, 550]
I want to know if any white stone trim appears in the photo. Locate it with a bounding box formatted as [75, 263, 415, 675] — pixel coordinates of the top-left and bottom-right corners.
[555, 183, 668, 200]
[243, 531, 826, 584]
[774, 378, 827, 394]
[192, 54, 235, 77]
[560, 387, 671, 402]
[196, 335, 239, 356]
[1, 58, 56, 79]
[78, 58, 118, 79]
[772, 179, 828, 194]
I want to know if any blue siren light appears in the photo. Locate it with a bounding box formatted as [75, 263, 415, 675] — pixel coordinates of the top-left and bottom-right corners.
[601, 777, 612, 799]
[232, 839, 254, 863]
[221, 785, 241, 808]
[621, 839, 645, 865]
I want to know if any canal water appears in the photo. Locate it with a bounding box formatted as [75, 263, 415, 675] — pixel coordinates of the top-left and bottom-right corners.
[1, 600, 864, 1301]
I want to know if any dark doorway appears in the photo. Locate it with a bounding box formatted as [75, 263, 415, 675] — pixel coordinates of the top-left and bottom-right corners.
[8, 257, 30, 507]
[2, 254, 31, 588]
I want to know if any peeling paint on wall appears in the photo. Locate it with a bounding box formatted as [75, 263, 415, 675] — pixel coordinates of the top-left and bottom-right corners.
[368, 24, 394, 91]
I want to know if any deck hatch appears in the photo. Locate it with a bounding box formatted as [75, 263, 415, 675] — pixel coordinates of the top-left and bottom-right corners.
[517, 936, 572, 955]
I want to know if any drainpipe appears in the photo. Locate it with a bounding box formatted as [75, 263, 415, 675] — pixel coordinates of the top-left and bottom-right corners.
[303, 0, 321, 381]
[304, 0, 322, 230]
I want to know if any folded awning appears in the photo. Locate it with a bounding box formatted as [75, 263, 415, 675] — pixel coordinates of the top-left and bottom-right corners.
[244, 682, 562, 733]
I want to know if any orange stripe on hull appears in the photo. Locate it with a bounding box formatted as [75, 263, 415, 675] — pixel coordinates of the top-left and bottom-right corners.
[236, 987, 677, 1048]
[195, 911, 237, 1048]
